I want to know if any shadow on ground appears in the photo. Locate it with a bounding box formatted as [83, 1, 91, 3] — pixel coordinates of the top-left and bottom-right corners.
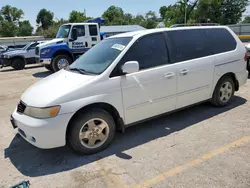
[32, 71, 52, 78]
[4, 96, 247, 177]
[0, 65, 43, 72]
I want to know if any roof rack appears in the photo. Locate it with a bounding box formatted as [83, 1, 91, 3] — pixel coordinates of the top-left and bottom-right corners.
[170, 23, 219, 28]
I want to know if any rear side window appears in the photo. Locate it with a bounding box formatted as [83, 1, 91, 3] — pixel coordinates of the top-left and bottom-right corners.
[89, 25, 98, 36]
[166, 29, 212, 63]
[122, 33, 169, 70]
[205, 28, 236, 54]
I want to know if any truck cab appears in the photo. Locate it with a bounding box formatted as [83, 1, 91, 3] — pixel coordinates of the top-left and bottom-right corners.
[36, 22, 101, 72]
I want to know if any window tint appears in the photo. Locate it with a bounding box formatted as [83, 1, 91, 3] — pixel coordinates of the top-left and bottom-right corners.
[122, 33, 169, 70]
[205, 28, 236, 54]
[166, 29, 211, 63]
[89, 25, 98, 36]
[72, 25, 85, 37]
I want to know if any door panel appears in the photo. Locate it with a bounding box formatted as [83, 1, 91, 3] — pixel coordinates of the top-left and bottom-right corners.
[121, 65, 177, 124]
[119, 33, 177, 124]
[165, 29, 215, 109]
[175, 57, 214, 109]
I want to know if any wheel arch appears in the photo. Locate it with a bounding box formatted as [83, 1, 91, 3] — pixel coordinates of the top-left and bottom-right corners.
[215, 72, 239, 92]
[10, 55, 26, 65]
[52, 49, 74, 62]
[66, 102, 125, 143]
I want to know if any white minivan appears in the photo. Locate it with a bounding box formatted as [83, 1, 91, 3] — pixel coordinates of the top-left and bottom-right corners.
[11, 26, 248, 154]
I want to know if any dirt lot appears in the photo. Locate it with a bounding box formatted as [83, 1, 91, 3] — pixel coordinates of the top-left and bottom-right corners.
[0, 65, 250, 188]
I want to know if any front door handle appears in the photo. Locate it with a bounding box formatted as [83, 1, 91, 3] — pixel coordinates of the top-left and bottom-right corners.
[164, 72, 175, 79]
[180, 69, 188, 76]
[85, 42, 88, 47]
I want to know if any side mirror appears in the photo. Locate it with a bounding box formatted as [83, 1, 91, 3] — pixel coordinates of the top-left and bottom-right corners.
[122, 61, 139, 74]
[71, 28, 78, 41]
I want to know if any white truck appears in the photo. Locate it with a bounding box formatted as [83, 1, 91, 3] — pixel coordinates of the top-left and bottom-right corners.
[36, 18, 105, 72]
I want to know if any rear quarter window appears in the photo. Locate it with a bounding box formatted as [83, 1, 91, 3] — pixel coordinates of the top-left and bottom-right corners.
[205, 28, 237, 54]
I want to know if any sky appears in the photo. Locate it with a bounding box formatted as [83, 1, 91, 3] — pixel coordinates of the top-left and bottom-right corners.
[0, 0, 177, 28]
[1, 0, 250, 29]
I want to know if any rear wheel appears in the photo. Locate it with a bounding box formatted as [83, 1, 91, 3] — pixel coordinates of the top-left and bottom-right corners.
[11, 58, 25, 70]
[44, 64, 53, 71]
[68, 109, 116, 155]
[211, 76, 235, 107]
[52, 55, 72, 72]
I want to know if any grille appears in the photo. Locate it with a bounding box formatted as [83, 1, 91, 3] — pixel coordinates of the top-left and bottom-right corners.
[35, 47, 39, 55]
[17, 101, 26, 114]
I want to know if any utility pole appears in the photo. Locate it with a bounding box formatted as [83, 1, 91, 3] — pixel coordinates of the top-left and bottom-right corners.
[84, 9, 86, 17]
[184, 0, 188, 24]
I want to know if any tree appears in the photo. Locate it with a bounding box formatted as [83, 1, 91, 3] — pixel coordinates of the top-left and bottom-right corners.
[0, 20, 18, 37]
[102, 6, 126, 25]
[242, 16, 250, 23]
[0, 5, 24, 22]
[143, 11, 158, 29]
[196, 0, 249, 24]
[36, 9, 54, 30]
[18, 20, 33, 36]
[69, 10, 89, 22]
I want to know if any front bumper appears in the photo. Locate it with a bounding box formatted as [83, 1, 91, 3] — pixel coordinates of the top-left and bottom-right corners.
[36, 58, 51, 65]
[0, 58, 11, 67]
[12, 110, 73, 149]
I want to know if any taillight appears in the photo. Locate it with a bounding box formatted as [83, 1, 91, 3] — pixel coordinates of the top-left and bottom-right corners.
[244, 52, 248, 61]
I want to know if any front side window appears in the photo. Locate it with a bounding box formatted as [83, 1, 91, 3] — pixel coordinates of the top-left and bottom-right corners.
[56, 25, 71, 38]
[72, 25, 85, 37]
[27, 43, 38, 50]
[69, 37, 132, 74]
[121, 33, 169, 70]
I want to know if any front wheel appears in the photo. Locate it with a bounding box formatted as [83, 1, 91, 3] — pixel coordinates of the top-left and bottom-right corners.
[211, 76, 235, 107]
[52, 55, 72, 72]
[68, 109, 116, 155]
[11, 58, 25, 70]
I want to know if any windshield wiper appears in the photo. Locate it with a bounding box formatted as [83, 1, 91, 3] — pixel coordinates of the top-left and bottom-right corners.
[68, 67, 87, 74]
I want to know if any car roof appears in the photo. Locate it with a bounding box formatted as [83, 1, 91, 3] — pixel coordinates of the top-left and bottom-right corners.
[109, 26, 230, 39]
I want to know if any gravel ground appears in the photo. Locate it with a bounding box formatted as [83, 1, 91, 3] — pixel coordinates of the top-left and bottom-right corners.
[0, 65, 250, 188]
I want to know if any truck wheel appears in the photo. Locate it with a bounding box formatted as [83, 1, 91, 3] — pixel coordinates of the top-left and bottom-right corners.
[68, 109, 116, 155]
[45, 64, 53, 71]
[52, 55, 72, 72]
[11, 58, 25, 70]
[211, 76, 235, 107]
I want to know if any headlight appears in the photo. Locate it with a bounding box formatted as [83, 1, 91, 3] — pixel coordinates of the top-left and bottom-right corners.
[40, 48, 51, 55]
[4, 55, 10, 58]
[24, 106, 60, 119]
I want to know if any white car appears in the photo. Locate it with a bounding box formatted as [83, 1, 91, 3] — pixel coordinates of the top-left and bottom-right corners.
[11, 26, 248, 154]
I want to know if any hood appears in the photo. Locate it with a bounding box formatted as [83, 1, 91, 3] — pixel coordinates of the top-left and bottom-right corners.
[246, 43, 250, 49]
[21, 70, 95, 107]
[38, 38, 66, 49]
[3, 49, 27, 57]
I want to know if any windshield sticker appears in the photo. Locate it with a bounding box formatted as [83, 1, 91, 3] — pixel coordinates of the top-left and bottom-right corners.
[111, 44, 125, 51]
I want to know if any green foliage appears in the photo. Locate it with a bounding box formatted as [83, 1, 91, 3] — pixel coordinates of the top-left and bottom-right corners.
[69, 10, 90, 23]
[242, 16, 250, 23]
[36, 9, 54, 30]
[0, 5, 23, 22]
[102, 6, 126, 25]
[0, 20, 18, 36]
[18, 20, 33, 36]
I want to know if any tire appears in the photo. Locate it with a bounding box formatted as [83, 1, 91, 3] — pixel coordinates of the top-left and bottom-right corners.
[52, 55, 72, 72]
[68, 109, 116, 155]
[11, 58, 25, 70]
[211, 76, 235, 107]
[44, 64, 53, 71]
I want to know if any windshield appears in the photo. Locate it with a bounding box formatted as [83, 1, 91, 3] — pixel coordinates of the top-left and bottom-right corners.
[56, 25, 71, 38]
[22, 43, 30, 50]
[69, 37, 132, 74]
